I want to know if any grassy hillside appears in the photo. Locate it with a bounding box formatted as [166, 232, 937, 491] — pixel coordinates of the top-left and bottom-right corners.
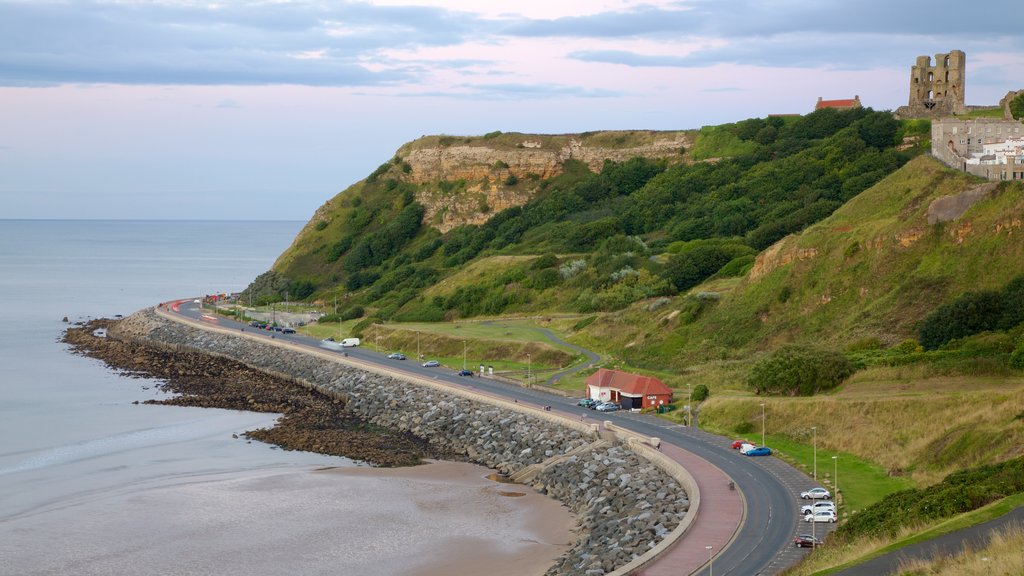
[577, 156, 1024, 368]
[245, 108, 924, 327]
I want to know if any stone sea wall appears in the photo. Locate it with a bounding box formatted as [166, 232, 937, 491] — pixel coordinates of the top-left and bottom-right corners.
[114, 308, 690, 576]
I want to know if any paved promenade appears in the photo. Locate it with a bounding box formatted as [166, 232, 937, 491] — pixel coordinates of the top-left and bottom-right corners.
[638, 442, 743, 575]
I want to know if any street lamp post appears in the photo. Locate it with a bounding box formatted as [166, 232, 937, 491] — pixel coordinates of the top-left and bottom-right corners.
[812, 426, 817, 481]
[760, 403, 766, 447]
[832, 455, 839, 500]
[463, 340, 467, 371]
[527, 354, 531, 387]
[705, 545, 714, 576]
[417, 331, 421, 359]
[687, 382, 692, 427]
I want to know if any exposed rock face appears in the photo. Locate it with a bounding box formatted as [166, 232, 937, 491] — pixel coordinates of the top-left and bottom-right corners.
[926, 182, 999, 225]
[395, 131, 692, 232]
[749, 241, 818, 281]
[104, 309, 690, 576]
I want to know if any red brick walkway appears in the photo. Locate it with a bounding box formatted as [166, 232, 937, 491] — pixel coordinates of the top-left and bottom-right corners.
[638, 442, 744, 575]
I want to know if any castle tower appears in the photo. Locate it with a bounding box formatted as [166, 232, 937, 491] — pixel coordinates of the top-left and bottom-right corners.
[907, 50, 965, 116]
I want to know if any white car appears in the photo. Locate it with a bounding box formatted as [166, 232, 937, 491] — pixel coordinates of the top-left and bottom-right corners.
[800, 501, 836, 515]
[804, 510, 837, 523]
[800, 487, 832, 500]
[738, 443, 757, 454]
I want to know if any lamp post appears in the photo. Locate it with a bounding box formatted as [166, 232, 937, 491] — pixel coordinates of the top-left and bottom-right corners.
[812, 426, 817, 481]
[417, 331, 421, 359]
[463, 340, 467, 371]
[527, 353, 532, 387]
[705, 545, 714, 576]
[832, 455, 839, 502]
[760, 403, 766, 447]
[687, 382, 692, 427]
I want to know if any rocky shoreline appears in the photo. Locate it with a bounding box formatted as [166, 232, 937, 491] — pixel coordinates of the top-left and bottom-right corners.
[63, 318, 455, 467]
[65, 309, 691, 576]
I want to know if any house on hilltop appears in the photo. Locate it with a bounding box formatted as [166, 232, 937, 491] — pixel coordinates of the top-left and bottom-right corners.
[585, 368, 673, 410]
[814, 96, 861, 111]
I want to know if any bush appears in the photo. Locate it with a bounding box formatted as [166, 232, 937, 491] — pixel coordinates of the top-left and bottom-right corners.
[1011, 344, 1024, 369]
[339, 306, 364, 321]
[692, 384, 709, 402]
[747, 345, 855, 396]
[734, 421, 754, 435]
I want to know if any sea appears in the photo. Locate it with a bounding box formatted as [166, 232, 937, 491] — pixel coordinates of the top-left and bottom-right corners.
[0, 220, 571, 576]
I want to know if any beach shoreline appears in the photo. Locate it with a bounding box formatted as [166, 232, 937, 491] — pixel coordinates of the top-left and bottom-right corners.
[52, 317, 577, 576]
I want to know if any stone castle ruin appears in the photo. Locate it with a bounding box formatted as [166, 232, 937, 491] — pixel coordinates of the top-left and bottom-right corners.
[896, 50, 966, 118]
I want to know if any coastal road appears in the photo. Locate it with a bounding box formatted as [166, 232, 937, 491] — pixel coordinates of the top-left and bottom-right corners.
[170, 301, 827, 575]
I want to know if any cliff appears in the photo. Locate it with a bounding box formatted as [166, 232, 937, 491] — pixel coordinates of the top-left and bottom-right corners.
[395, 131, 692, 232]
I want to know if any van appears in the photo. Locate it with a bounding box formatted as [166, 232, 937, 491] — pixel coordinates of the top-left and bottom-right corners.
[341, 338, 360, 347]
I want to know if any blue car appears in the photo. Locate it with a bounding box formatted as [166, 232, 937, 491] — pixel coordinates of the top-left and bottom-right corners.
[745, 446, 772, 457]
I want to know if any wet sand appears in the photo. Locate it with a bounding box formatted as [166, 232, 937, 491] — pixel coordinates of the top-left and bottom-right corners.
[2, 461, 575, 576]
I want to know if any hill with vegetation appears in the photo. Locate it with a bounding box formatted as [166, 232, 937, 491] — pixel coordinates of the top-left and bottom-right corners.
[247, 108, 924, 326]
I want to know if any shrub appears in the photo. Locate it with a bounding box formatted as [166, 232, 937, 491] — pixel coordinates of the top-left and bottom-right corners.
[895, 339, 924, 354]
[314, 220, 328, 231]
[692, 384, 709, 402]
[734, 421, 754, 435]
[531, 253, 559, 270]
[747, 345, 855, 396]
[846, 337, 883, 352]
[339, 306, 364, 321]
[1011, 344, 1024, 369]
[504, 174, 519, 186]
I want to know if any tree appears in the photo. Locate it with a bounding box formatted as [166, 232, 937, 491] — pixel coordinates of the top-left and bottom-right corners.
[1010, 93, 1024, 121]
[747, 346, 855, 396]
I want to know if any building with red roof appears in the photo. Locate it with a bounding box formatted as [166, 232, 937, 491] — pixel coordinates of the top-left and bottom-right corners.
[814, 95, 862, 111]
[585, 368, 674, 410]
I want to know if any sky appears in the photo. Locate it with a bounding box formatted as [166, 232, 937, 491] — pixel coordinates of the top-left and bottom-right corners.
[1, 0, 1021, 221]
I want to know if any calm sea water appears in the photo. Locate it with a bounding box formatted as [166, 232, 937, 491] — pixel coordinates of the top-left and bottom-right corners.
[0, 220, 344, 515]
[0, 220, 570, 576]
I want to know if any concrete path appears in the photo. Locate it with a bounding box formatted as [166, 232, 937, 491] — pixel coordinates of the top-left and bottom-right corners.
[536, 327, 601, 385]
[834, 505, 1024, 576]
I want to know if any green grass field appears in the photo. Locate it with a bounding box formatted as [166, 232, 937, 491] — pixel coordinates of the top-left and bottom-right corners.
[763, 435, 914, 514]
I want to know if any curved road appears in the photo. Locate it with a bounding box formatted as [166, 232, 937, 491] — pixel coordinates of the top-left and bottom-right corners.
[174, 301, 827, 575]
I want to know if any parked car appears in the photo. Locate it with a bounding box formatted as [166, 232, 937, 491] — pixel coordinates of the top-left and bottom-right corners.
[793, 534, 824, 548]
[578, 398, 599, 408]
[803, 509, 837, 523]
[738, 443, 757, 454]
[801, 501, 836, 515]
[422, 360, 440, 367]
[387, 352, 406, 360]
[745, 446, 772, 457]
[596, 402, 620, 412]
[248, 320, 261, 327]
[801, 487, 832, 500]
[281, 327, 296, 334]
[731, 440, 749, 449]
[457, 369, 474, 377]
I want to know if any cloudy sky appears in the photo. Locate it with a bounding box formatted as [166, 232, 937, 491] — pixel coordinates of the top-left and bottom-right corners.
[1, 0, 1021, 220]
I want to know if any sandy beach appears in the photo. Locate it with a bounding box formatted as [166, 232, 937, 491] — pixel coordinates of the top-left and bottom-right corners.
[2, 460, 575, 576]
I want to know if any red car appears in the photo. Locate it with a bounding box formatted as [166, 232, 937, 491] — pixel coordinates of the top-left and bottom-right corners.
[731, 440, 747, 449]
